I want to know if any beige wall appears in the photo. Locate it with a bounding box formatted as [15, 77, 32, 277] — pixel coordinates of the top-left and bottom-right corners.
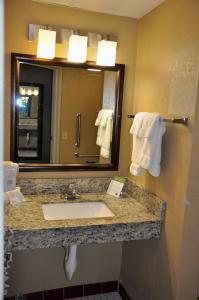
[59, 68, 103, 164]
[5, 0, 138, 296]
[5, 0, 138, 178]
[121, 0, 199, 299]
[176, 79, 199, 300]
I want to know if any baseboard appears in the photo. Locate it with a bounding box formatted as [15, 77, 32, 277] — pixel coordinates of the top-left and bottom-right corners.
[118, 282, 132, 300]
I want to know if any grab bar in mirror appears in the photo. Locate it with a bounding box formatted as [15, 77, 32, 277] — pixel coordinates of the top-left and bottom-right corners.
[75, 153, 100, 158]
[75, 113, 81, 148]
[26, 132, 30, 145]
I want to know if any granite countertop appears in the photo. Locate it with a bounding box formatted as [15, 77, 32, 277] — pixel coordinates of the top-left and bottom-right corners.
[5, 192, 165, 251]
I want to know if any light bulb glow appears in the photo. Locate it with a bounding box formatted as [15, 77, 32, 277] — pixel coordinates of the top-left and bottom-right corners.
[68, 35, 88, 63]
[33, 89, 39, 96]
[97, 40, 117, 66]
[37, 29, 56, 59]
[20, 87, 26, 95]
[16, 98, 24, 107]
[27, 89, 32, 96]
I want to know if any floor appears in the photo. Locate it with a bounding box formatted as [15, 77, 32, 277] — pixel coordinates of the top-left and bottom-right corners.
[67, 292, 122, 300]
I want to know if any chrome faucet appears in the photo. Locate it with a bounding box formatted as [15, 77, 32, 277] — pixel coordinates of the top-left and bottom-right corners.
[65, 183, 80, 200]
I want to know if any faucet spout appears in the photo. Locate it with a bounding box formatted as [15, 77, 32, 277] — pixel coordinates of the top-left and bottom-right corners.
[65, 183, 80, 200]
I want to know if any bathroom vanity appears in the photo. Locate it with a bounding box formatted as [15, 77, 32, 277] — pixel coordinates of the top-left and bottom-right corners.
[5, 178, 165, 252]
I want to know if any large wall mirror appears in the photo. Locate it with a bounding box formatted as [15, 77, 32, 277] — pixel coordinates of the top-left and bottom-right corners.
[11, 53, 125, 171]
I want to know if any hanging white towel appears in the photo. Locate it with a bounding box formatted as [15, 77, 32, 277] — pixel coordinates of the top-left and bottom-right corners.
[130, 112, 166, 177]
[95, 109, 113, 158]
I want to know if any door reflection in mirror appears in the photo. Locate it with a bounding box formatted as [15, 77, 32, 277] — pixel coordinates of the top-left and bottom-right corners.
[18, 84, 42, 160]
[18, 63, 53, 163]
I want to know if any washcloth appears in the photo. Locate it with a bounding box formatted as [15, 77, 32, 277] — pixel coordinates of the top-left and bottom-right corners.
[95, 109, 113, 158]
[4, 187, 24, 207]
[130, 112, 166, 177]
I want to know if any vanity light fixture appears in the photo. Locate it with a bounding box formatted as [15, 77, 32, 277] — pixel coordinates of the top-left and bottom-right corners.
[68, 34, 88, 63]
[97, 40, 117, 66]
[30, 24, 118, 63]
[37, 29, 56, 59]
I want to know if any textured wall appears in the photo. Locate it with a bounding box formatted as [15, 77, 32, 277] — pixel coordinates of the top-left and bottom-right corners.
[176, 79, 199, 300]
[121, 0, 199, 299]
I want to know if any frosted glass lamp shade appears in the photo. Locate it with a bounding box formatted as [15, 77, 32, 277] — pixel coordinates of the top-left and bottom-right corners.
[37, 29, 56, 59]
[20, 87, 25, 95]
[68, 35, 88, 63]
[97, 40, 117, 66]
[27, 89, 32, 96]
[33, 88, 39, 96]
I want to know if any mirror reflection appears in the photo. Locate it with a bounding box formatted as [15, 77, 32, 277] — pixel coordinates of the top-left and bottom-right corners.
[18, 84, 42, 159]
[17, 63, 117, 165]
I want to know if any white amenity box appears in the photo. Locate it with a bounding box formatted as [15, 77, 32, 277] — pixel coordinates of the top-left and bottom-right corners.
[3, 161, 19, 192]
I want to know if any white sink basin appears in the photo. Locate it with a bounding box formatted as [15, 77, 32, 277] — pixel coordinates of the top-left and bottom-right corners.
[42, 201, 114, 220]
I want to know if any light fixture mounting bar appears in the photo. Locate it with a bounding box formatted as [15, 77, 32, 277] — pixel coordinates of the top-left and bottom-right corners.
[28, 24, 117, 48]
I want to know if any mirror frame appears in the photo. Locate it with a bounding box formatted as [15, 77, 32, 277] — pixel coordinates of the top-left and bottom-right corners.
[11, 53, 125, 172]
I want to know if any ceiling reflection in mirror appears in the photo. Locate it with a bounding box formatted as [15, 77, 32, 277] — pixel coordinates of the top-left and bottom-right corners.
[17, 63, 117, 165]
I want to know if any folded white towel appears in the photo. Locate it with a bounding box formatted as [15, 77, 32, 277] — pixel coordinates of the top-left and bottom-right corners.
[130, 112, 146, 137]
[95, 109, 113, 158]
[130, 112, 166, 177]
[4, 187, 24, 207]
[95, 109, 113, 127]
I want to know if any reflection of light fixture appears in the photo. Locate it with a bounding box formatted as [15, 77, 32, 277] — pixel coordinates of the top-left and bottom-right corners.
[17, 97, 28, 107]
[17, 98, 23, 107]
[37, 29, 56, 59]
[27, 89, 32, 96]
[68, 35, 88, 63]
[20, 86, 40, 96]
[21, 97, 29, 103]
[97, 40, 117, 66]
[20, 87, 26, 95]
[33, 89, 39, 96]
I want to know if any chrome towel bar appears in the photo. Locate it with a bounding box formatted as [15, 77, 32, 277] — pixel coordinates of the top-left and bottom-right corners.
[127, 115, 189, 125]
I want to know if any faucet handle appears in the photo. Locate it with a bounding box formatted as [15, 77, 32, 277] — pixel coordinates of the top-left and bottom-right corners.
[68, 183, 76, 194]
[65, 183, 80, 200]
